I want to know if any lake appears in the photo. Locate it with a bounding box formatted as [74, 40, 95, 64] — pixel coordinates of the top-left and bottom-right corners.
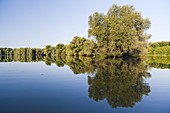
[0, 56, 170, 113]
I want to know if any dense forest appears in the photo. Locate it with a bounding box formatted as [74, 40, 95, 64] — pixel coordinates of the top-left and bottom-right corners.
[0, 5, 151, 58]
[1, 41, 169, 59]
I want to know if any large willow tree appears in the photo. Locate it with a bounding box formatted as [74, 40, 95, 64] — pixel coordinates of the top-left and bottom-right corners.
[88, 5, 151, 57]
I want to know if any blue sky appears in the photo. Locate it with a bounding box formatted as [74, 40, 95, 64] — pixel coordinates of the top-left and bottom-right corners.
[0, 0, 170, 48]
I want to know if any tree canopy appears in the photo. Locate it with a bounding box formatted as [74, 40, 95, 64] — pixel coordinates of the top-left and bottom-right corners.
[88, 5, 151, 57]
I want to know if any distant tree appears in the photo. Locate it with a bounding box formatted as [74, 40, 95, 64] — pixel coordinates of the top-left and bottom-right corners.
[81, 40, 96, 56]
[35, 48, 43, 56]
[51, 47, 56, 57]
[148, 46, 170, 56]
[55, 55, 65, 67]
[56, 43, 66, 56]
[149, 41, 170, 48]
[0, 48, 13, 55]
[44, 45, 52, 57]
[66, 36, 86, 56]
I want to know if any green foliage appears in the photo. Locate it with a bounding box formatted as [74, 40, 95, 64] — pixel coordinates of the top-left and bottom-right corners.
[64, 56, 96, 74]
[88, 4, 151, 57]
[88, 58, 150, 108]
[148, 41, 170, 56]
[149, 41, 170, 48]
[148, 56, 170, 69]
[0, 54, 43, 62]
[0, 48, 43, 57]
[56, 43, 66, 56]
[82, 39, 96, 56]
[55, 55, 65, 67]
[44, 45, 52, 57]
[66, 36, 96, 56]
[148, 46, 170, 56]
[66, 36, 86, 56]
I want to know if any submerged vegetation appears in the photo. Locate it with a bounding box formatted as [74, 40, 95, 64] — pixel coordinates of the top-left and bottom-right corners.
[0, 4, 151, 58]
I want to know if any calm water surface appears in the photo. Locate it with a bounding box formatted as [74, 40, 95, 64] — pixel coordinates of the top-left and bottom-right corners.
[0, 59, 170, 113]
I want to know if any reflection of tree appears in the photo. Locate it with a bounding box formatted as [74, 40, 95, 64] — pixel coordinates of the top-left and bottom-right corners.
[65, 56, 96, 74]
[54, 56, 64, 67]
[0, 55, 43, 62]
[0, 55, 13, 62]
[53, 56, 151, 108]
[149, 56, 170, 69]
[0, 55, 151, 108]
[88, 59, 151, 108]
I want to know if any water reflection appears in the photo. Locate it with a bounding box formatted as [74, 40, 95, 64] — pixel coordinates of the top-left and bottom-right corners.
[88, 59, 150, 108]
[0, 55, 151, 108]
[148, 56, 170, 69]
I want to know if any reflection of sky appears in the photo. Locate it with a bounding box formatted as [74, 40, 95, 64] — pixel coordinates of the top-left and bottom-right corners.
[0, 62, 88, 90]
[0, 62, 170, 113]
[0, 62, 90, 113]
[135, 68, 170, 113]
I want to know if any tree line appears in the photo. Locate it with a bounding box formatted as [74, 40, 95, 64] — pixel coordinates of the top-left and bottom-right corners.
[149, 41, 170, 56]
[0, 4, 151, 58]
[149, 41, 170, 48]
[0, 48, 43, 56]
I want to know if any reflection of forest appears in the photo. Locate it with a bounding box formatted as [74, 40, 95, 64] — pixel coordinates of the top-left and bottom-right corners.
[148, 56, 170, 69]
[0, 55, 151, 108]
[0, 55, 43, 62]
[87, 58, 151, 108]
